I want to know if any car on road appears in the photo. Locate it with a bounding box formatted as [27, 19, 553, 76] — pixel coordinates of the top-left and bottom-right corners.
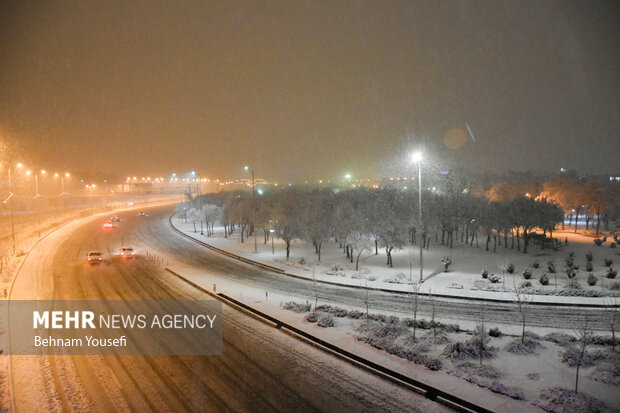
[138, 211, 146, 216]
[103, 220, 114, 228]
[87, 251, 103, 263]
[119, 247, 136, 257]
[111, 214, 119, 221]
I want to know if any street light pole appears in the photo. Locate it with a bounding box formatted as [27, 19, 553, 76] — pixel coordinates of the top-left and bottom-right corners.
[412, 152, 424, 283]
[270, 229, 275, 254]
[245, 166, 258, 253]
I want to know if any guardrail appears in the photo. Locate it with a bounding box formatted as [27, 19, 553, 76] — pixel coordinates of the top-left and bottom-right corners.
[164, 266, 493, 413]
[168, 213, 620, 309]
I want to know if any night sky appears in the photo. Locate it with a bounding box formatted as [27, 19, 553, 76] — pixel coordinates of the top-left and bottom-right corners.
[1, 1, 618, 182]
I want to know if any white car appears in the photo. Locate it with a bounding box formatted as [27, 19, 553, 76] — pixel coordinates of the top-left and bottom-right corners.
[119, 247, 135, 258]
[87, 251, 103, 264]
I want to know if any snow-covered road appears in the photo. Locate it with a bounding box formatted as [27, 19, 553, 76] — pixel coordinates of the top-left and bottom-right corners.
[7, 205, 447, 412]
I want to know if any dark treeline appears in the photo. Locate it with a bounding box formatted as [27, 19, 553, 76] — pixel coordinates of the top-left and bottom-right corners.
[176, 173, 618, 268]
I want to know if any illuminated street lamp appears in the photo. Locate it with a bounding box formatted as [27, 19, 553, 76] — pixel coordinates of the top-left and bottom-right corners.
[270, 229, 275, 254]
[244, 165, 258, 253]
[411, 151, 424, 283]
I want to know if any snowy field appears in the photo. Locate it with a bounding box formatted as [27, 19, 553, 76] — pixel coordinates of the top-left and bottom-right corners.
[172, 216, 620, 305]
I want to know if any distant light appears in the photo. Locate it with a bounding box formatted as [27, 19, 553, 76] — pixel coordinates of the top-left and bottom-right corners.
[92, 184, 96, 188]
[41, 170, 46, 175]
[54, 173, 59, 177]
[17, 163, 23, 168]
[65, 173, 70, 177]
[560, 168, 566, 173]
[104, 180, 107, 183]
[411, 152, 423, 163]
[172, 173, 176, 177]
[26, 170, 31, 175]
[440, 170, 449, 175]
[257, 189, 264, 195]
[344, 173, 352, 180]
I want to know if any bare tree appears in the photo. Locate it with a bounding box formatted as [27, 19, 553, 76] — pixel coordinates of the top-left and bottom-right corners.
[607, 297, 618, 351]
[347, 232, 373, 271]
[476, 311, 488, 368]
[428, 289, 437, 338]
[513, 287, 532, 343]
[312, 264, 319, 310]
[574, 316, 592, 394]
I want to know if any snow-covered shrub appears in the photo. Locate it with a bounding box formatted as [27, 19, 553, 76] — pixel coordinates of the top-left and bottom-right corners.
[442, 338, 494, 360]
[522, 269, 532, 279]
[282, 301, 312, 313]
[586, 251, 593, 262]
[585, 261, 594, 272]
[589, 365, 620, 385]
[587, 273, 598, 286]
[325, 263, 345, 275]
[532, 260, 540, 269]
[561, 347, 595, 367]
[544, 332, 576, 346]
[384, 272, 407, 284]
[610, 282, 620, 290]
[611, 242, 617, 249]
[504, 337, 541, 354]
[489, 274, 500, 283]
[604, 258, 613, 267]
[350, 273, 364, 279]
[486, 327, 500, 338]
[590, 335, 617, 346]
[360, 267, 371, 275]
[537, 387, 606, 413]
[547, 261, 556, 273]
[304, 312, 320, 323]
[519, 281, 533, 289]
[347, 310, 364, 319]
[606, 267, 617, 279]
[481, 267, 489, 279]
[333, 307, 348, 317]
[594, 238, 604, 246]
[298, 257, 306, 265]
[506, 263, 515, 274]
[424, 358, 443, 371]
[539, 274, 550, 285]
[367, 276, 377, 281]
[317, 314, 335, 327]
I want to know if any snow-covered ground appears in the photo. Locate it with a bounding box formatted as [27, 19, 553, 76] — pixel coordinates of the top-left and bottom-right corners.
[172, 216, 620, 305]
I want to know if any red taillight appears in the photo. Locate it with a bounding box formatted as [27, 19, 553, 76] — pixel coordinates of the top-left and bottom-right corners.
[88, 257, 91, 261]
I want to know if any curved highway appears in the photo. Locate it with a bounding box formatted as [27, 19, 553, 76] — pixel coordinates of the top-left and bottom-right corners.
[9, 205, 448, 412]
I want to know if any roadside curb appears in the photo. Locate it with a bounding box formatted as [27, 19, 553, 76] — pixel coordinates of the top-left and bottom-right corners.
[168, 213, 620, 309]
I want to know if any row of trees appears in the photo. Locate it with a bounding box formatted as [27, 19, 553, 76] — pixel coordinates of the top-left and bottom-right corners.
[179, 183, 566, 268]
[488, 175, 617, 236]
